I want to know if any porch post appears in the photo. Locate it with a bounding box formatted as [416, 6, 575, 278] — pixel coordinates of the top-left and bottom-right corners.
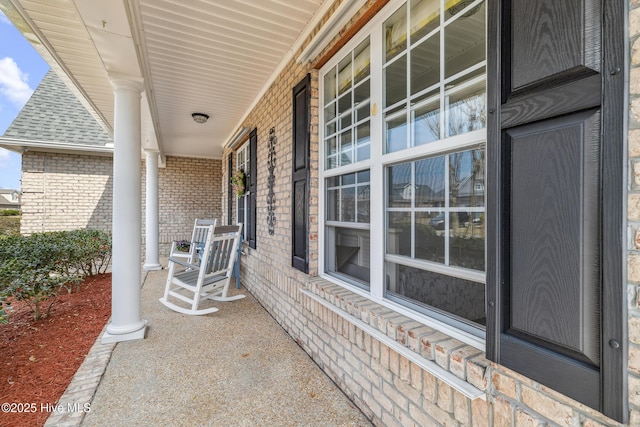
[143, 150, 161, 271]
[102, 74, 147, 343]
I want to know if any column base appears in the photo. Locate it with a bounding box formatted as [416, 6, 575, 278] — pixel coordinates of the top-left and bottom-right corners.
[143, 263, 162, 271]
[101, 320, 147, 344]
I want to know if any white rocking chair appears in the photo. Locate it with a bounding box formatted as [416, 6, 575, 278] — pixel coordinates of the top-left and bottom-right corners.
[168, 218, 218, 265]
[160, 223, 245, 315]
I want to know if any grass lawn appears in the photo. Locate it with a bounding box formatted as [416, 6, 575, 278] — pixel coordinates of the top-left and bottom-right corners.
[0, 215, 20, 237]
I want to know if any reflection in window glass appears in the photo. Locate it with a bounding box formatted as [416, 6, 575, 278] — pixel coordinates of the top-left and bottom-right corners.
[324, 68, 336, 101]
[382, 0, 486, 153]
[387, 163, 412, 208]
[387, 212, 411, 256]
[385, 146, 485, 273]
[412, 92, 440, 146]
[385, 54, 407, 108]
[410, 0, 440, 43]
[415, 156, 445, 207]
[386, 263, 486, 326]
[410, 33, 439, 95]
[319, 0, 487, 330]
[354, 39, 371, 86]
[449, 148, 485, 207]
[324, 37, 370, 170]
[327, 227, 371, 287]
[326, 170, 371, 288]
[356, 123, 371, 163]
[386, 107, 408, 153]
[326, 172, 370, 224]
[385, 4, 407, 62]
[446, 78, 486, 138]
[338, 55, 352, 96]
[444, 2, 485, 79]
[449, 212, 485, 270]
[415, 212, 444, 262]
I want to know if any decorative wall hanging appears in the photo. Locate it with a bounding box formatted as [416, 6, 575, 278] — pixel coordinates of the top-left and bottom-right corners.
[230, 169, 246, 197]
[267, 127, 277, 235]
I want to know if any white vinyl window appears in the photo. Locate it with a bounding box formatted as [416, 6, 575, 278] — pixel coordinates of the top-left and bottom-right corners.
[320, 0, 487, 337]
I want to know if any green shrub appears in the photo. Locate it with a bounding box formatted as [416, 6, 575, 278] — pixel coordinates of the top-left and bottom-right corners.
[0, 209, 20, 216]
[0, 215, 20, 237]
[0, 229, 112, 321]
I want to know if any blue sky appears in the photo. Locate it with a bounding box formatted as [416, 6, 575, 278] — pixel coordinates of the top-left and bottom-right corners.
[0, 10, 49, 190]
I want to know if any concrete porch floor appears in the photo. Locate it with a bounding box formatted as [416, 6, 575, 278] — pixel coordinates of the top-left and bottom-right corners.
[47, 269, 372, 427]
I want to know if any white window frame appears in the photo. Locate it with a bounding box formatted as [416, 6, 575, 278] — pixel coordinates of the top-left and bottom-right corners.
[319, 0, 487, 350]
[236, 141, 250, 240]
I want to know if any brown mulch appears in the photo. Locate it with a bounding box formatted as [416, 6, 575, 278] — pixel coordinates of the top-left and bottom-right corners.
[0, 274, 111, 427]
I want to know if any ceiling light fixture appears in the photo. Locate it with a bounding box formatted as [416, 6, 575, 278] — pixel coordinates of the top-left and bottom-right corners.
[191, 113, 209, 124]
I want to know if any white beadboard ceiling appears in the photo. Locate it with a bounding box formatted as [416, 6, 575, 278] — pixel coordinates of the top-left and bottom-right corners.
[3, 0, 330, 158]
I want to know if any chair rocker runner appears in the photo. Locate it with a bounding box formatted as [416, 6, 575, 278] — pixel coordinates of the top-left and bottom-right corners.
[160, 224, 245, 315]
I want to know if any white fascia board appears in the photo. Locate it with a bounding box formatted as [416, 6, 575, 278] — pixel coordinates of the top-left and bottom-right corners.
[0, 137, 114, 157]
[297, 0, 368, 64]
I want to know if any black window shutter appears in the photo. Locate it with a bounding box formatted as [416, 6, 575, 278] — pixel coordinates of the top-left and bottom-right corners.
[248, 128, 257, 249]
[486, 0, 627, 422]
[227, 153, 233, 225]
[292, 74, 311, 273]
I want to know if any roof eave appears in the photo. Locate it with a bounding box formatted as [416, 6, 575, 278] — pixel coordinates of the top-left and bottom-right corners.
[0, 137, 113, 157]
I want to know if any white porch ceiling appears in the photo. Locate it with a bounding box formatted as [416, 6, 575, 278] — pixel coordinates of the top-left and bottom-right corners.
[3, 0, 330, 159]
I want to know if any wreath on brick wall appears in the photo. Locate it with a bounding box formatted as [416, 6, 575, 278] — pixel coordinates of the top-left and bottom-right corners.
[231, 169, 246, 197]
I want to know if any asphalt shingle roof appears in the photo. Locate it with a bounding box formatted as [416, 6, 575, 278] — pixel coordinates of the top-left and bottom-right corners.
[2, 70, 112, 146]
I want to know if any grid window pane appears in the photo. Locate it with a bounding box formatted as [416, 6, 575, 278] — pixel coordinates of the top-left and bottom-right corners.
[448, 148, 484, 207]
[327, 226, 370, 287]
[412, 91, 440, 146]
[444, 2, 485, 79]
[410, 0, 440, 43]
[415, 156, 445, 207]
[410, 33, 439, 95]
[385, 54, 407, 107]
[445, 78, 486, 138]
[386, 107, 408, 153]
[387, 212, 411, 256]
[415, 212, 444, 262]
[320, 0, 487, 330]
[386, 263, 486, 325]
[385, 146, 485, 273]
[324, 37, 370, 172]
[385, 4, 407, 62]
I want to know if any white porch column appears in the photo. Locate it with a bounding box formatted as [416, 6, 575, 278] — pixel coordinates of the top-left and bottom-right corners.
[143, 150, 161, 271]
[102, 75, 147, 344]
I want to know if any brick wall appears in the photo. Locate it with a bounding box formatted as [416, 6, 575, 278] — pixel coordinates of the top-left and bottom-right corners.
[21, 152, 222, 262]
[21, 151, 113, 234]
[627, 3, 640, 426]
[224, 1, 638, 426]
[142, 155, 222, 257]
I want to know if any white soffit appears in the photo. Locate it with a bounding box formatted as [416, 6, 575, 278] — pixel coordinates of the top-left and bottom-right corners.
[5, 0, 336, 159]
[134, 0, 326, 158]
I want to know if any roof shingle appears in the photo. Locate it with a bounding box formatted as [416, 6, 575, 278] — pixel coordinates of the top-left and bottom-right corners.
[2, 70, 112, 147]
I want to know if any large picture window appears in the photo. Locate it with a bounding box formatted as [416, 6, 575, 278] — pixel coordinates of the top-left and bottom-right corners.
[320, 0, 486, 333]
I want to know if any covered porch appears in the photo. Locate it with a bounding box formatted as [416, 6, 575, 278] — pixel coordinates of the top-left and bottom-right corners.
[45, 269, 371, 426]
[0, 0, 636, 426]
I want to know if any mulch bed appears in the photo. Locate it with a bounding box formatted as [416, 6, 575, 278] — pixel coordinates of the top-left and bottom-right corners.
[0, 274, 111, 427]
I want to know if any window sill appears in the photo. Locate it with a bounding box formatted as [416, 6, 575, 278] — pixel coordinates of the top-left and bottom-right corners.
[302, 277, 489, 400]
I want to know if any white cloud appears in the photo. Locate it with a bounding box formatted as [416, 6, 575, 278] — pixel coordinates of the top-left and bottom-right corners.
[0, 11, 10, 25]
[0, 148, 10, 166]
[0, 57, 33, 108]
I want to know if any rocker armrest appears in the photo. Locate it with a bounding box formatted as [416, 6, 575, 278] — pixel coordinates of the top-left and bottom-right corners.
[168, 257, 199, 270]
